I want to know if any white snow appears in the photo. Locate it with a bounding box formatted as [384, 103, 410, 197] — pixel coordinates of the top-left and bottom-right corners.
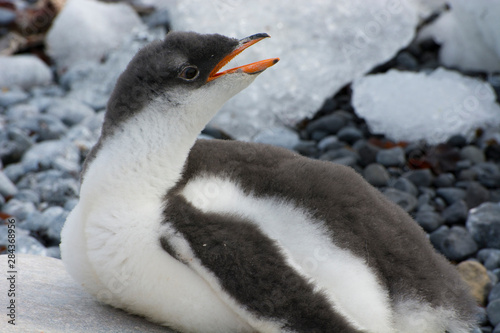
[46, 0, 144, 72]
[164, 0, 420, 140]
[352, 68, 500, 144]
[419, 0, 500, 73]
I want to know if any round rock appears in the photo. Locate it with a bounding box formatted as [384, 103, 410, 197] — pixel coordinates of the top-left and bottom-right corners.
[467, 202, 500, 249]
[442, 200, 468, 225]
[393, 177, 418, 197]
[456, 261, 491, 306]
[337, 127, 364, 144]
[415, 210, 444, 232]
[429, 226, 478, 262]
[436, 187, 467, 205]
[488, 299, 500, 326]
[473, 162, 500, 188]
[382, 188, 418, 212]
[376, 147, 405, 167]
[465, 181, 490, 209]
[0, 55, 53, 90]
[460, 145, 486, 164]
[22, 140, 81, 174]
[362, 163, 390, 187]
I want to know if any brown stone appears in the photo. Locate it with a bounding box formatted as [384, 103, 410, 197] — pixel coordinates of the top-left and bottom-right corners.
[456, 260, 492, 306]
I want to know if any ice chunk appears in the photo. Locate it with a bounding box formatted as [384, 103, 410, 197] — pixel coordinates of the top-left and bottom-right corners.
[165, 0, 419, 139]
[46, 0, 144, 72]
[419, 0, 500, 73]
[352, 68, 500, 144]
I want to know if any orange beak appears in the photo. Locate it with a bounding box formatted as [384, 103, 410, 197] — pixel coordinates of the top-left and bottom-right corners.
[207, 33, 280, 82]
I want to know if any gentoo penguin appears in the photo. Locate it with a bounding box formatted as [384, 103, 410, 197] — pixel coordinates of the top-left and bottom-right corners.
[60, 31, 478, 333]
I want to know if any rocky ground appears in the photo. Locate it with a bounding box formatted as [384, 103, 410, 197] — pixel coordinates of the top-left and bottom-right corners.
[1, 1, 500, 332]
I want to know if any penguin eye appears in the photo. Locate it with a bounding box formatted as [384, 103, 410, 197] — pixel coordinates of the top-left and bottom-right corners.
[179, 66, 199, 81]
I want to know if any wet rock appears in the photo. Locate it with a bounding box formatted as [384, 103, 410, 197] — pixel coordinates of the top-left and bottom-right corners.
[465, 181, 490, 209]
[306, 114, 346, 137]
[355, 141, 380, 167]
[317, 136, 342, 152]
[429, 226, 478, 261]
[467, 202, 500, 249]
[456, 260, 491, 306]
[415, 210, 444, 232]
[363, 163, 390, 187]
[382, 188, 418, 212]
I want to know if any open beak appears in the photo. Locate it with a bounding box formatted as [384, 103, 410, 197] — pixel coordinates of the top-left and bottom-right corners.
[207, 33, 280, 82]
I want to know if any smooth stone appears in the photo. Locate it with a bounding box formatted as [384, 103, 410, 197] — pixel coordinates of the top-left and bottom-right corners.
[488, 299, 500, 326]
[456, 261, 491, 306]
[478, 249, 500, 271]
[392, 177, 418, 197]
[415, 210, 444, 232]
[40, 206, 69, 243]
[306, 114, 346, 136]
[22, 140, 80, 174]
[0, 170, 18, 196]
[0, 55, 53, 90]
[35, 114, 69, 141]
[0, 226, 47, 256]
[252, 126, 301, 150]
[317, 135, 341, 151]
[382, 188, 418, 212]
[465, 181, 490, 209]
[0, 127, 33, 163]
[0, 89, 29, 107]
[429, 226, 478, 262]
[447, 134, 468, 148]
[336, 127, 363, 144]
[467, 202, 500, 249]
[362, 163, 390, 187]
[490, 283, 500, 302]
[2, 199, 37, 221]
[46, 98, 96, 126]
[355, 141, 380, 167]
[330, 156, 358, 167]
[319, 148, 359, 163]
[3, 163, 26, 183]
[436, 187, 466, 205]
[442, 200, 468, 225]
[36, 178, 79, 206]
[473, 162, 500, 188]
[6, 103, 40, 121]
[434, 173, 456, 187]
[376, 147, 405, 167]
[460, 145, 486, 164]
[402, 169, 434, 188]
[0, 254, 177, 332]
[294, 140, 318, 157]
[459, 168, 478, 182]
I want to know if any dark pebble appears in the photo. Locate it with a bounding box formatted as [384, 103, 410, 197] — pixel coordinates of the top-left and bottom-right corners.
[382, 188, 418, 212]
[460, 145, 486, 164]
[294, 140, 318, 156]
[402, 169, 434, 188]
[466, 202, 500, 249]
[473, 163, 500, 188]
[337, 127, 363, 144]
[354, 141, 380, 167]
[306, 114, 346, 137]
[465, 181, 490, 209]
[396, 51, 418, 70]
[487, 299, 500, 326]
[317, 136, 343, 151]
[436, 187, 467, 205]
[447, 134, 467, 148]
[363, 163, 390, 187]
[442, 200, 468, 225]
[434, 173, 455, 187]
[376, 147, 405, 167]
[478, 249, 500, 271]
[490, 283, 500, 303]
[459, 168, 478, 181]
[429, 226, 478, 261]
[485, 144, 500, 162]
[415, 210, 444, 232]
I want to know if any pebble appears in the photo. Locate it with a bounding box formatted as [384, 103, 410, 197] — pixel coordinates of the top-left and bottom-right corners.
[336, 127, 364, 144]
[447, 134, 468, 148]
[429, 226, 478, 261]
[467, 202, 500, 249]
[478, 249, 500, 271]
[252, 127, 301, 150]
[376, 146, 405, 167]
[0, 89, 29, 107]
[488, 299, 500, 326]
[46, 98, 96, 126]
[317, 136, 342, 151]
[36, 177, 79, 206]
[466, 181, 491, 209]
[362, 163, 390, 187]
[490, 283, 500, 303]
[14, 189, 41, 206]
[402, 169, 434, 188]
[3, 163, 26, 183]
[392, 177, 418, 197]
[21, 140, 81, 174]
[0, 55, 53, 90]
[474, 163, 500, 188]
[382, 188, 418, 212]
[2, 199, 37, 221]
[434, 172, 455, 187]
[456, 261, 491, 306]
[6, 103, 40, 121]
[0, 170, 18, 196]
[436, 187, 467, 205]
[461, 145, 486, 164]
[415, 210, 444, 232]
[354, 141, 379, 167]
[306, 113, 346, 137]
[442, 200, 468, 225]
[319, 148, 359, 163]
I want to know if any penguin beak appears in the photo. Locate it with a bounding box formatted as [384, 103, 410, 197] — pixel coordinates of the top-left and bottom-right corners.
[207, 33, 280, 82]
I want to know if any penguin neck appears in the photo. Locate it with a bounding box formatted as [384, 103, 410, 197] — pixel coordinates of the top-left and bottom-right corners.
[81, 96, 215, 204]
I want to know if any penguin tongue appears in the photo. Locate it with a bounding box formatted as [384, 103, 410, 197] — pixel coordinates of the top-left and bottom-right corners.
[207, 33, 279, 82]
